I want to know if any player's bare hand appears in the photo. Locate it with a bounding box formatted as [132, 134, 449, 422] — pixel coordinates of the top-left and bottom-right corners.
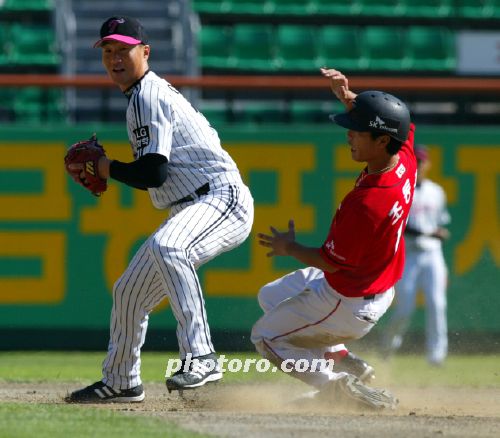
[320, 67, 349, 96]
[320, 67, 355, 108]
[258, 219, 295, 257]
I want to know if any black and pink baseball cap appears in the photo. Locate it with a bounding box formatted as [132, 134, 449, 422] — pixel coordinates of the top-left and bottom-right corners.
[93, 16, 148, 48]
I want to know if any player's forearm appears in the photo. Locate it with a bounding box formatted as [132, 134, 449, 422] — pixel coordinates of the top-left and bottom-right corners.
[108, 153, 168, 190]
[97, 155, 111, 179]
[332, 88, 357, 109]
[286, 241, 338, 273]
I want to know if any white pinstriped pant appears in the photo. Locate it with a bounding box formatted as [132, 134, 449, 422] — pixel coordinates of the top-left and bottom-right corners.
[102, 183, 254, 389]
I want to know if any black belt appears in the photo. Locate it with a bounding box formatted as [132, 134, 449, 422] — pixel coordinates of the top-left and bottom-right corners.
[171, 183, 210, 206]
[364, 294, 376, 300]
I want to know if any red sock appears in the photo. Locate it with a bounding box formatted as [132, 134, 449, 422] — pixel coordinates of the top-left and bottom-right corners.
[324, 349, 348, 363]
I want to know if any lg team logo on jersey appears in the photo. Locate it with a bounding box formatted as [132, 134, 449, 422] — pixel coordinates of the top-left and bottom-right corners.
[133, 125, 150, 155]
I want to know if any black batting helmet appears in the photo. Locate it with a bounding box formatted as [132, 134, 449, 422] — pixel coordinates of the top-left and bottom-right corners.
[330, 91, 411, 143]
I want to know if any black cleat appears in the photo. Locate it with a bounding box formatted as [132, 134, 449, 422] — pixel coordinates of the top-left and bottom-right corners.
[65, 381, 145, 403]
[334, 352, 375, 383]
[166, 353, 222, 393]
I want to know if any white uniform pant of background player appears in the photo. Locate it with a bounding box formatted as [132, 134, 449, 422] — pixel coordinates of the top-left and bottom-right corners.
[102, 183, 253, 389]
[383, 247, 448, 364]
[251, 267, 394, 389]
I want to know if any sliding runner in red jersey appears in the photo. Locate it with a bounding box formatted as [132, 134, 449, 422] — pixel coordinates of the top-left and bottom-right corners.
[251, 68, 417, 410]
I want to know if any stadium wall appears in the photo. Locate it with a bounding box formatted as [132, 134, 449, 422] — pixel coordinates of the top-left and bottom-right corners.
[0, 123, 498, 352]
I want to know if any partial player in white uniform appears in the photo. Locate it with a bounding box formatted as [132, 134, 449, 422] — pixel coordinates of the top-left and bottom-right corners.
[382, 145, 450, 366]
[66, 16, 254, 403]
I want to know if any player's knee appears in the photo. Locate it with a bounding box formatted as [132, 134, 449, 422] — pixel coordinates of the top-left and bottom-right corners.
[252, 339, 266, 358]
[147, 234, 164, 256]
[251, 335, 283, 369]
[250, 320, 265, 347]
[251, 333, 269, 360]
[147, 236, 184, 265]
[250, 323, 260, 345]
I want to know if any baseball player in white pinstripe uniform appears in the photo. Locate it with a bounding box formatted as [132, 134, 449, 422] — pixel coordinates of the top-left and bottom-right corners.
[382, 145, 450, 366]
[66, 16, 254, 403]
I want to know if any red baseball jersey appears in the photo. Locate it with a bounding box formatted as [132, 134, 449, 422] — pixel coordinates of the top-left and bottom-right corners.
[320, 123, 417, 297]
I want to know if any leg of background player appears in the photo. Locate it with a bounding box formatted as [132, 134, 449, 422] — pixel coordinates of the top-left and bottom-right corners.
[381, 250, 421, 356]
[421, 250, 448, 366]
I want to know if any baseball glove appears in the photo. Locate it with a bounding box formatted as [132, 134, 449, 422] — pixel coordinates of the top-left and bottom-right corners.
[64, 134, 108, 196]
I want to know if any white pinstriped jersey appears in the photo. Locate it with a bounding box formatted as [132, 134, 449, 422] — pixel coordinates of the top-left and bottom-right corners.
[406, 179, 450, 251]
[124, 70, 242, 209]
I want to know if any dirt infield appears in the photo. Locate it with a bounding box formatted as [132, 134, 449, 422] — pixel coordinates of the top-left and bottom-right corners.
[1, 381, 499, 437]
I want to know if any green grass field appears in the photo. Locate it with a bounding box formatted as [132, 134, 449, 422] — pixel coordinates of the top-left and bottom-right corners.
[0, 403, 207, 438]
[0, 352, 499, 438]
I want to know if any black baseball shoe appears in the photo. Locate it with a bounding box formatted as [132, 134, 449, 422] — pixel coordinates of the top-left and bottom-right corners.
[65, 381, 145, 403]
[333, 352, 375, 383]
[320, 374, 398, 410]
[166, 353, 222, 393]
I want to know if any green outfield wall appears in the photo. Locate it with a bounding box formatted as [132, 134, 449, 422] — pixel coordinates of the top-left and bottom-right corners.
[0, 124, 499, 351]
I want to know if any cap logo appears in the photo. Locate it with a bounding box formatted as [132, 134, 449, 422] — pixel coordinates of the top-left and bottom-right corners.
[108, 18, 125, 33]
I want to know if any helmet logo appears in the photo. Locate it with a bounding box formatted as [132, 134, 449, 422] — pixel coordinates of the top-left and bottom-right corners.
[369, 115, 386, 129]
[369, 115, 398, 134]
